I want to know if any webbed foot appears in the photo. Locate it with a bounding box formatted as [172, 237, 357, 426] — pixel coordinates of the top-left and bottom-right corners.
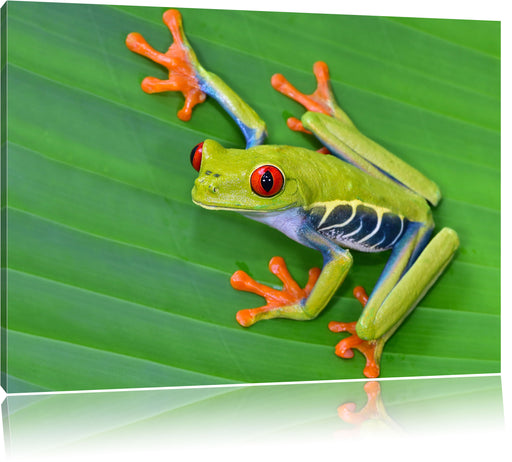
[126, 9, 206, 121]
[329, 286, 383, 378]
[231, 257, 321, 327]
[271, 61, 340, 133]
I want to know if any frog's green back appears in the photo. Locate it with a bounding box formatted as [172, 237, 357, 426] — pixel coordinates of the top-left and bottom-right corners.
[248, 144, 433, 225]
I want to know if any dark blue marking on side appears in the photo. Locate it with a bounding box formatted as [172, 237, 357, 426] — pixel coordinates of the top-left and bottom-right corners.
[321, 203, 354, 229]
[364, 213, 405, 250]
[343, 205, 378, 242]
[313, 203, 407, 252]
[307, 205, 327, 229]
[308, 204, 354, 229]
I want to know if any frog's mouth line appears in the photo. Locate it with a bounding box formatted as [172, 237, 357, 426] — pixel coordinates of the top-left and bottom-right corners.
[191, 199, 237, 211]
[192, 198, 296, 213]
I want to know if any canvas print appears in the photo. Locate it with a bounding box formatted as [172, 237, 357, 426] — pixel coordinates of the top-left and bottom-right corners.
[1, 2, 500, 393]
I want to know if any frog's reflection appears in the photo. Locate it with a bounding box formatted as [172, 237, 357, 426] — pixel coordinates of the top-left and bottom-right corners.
[336, 381, 402, 436]
[1, 375, 503, 460]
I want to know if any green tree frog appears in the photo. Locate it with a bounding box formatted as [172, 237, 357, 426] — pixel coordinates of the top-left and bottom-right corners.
[126, 9, 459, 378]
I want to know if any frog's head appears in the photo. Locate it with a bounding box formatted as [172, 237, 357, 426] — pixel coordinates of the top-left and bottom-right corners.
[190, 140, 311, 213]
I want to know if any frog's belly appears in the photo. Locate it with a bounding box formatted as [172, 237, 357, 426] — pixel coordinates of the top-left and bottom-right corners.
[309, 201, 407, 253]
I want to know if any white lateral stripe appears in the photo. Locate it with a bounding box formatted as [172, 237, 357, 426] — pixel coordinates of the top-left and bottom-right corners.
[319, 205, 356, 231]
[342, 219, 363, 238]
[370, 233, 389, 250]
[358, 212, 383, 244]
[388, 217, 404, 247]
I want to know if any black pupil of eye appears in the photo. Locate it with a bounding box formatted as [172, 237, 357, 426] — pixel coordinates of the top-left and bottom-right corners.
[261, 170, 274, 192]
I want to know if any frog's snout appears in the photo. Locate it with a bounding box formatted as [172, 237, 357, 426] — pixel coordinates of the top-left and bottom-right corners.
[192, 172, 223, 207]
[196, 170, 222, 193]
[206, 181, 219, 194]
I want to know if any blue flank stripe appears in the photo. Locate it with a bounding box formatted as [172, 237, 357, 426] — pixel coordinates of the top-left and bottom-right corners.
[370, 221, 425, 296]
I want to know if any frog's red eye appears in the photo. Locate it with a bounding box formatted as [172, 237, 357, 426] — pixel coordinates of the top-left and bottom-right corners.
[190, 142, 204, 171]
[250, 165, 284, 197]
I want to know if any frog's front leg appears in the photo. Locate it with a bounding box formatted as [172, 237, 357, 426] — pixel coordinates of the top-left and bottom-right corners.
[232, 227, 352, 327]
[330, 226, 459, 378]
[126, 9, 266, 147]
[126, 9, 207, 122]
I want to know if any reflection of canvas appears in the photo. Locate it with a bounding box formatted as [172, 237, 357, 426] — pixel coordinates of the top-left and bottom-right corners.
[2, 376, 505, 458]
[1, 2, 500, 393]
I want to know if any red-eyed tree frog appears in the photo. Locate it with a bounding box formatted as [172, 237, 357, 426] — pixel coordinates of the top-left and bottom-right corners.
[126, 9, 459, 378]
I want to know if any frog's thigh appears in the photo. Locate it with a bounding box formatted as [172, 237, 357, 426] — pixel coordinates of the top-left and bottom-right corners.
[354, 221, 431, 339]
[357, 227, 459, 341]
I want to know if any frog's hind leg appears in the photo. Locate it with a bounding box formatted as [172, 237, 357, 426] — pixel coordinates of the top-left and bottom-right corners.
[271, 62, 403, 189]
[271, 62, 441, 205]
[328, 221, 432, 378]
[328, 286, 381, 378]
[271, 62, 353, 133]
[329, 227, 459, 378]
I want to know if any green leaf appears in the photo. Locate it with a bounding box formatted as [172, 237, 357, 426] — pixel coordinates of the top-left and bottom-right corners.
[4, 3, 500, 392]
